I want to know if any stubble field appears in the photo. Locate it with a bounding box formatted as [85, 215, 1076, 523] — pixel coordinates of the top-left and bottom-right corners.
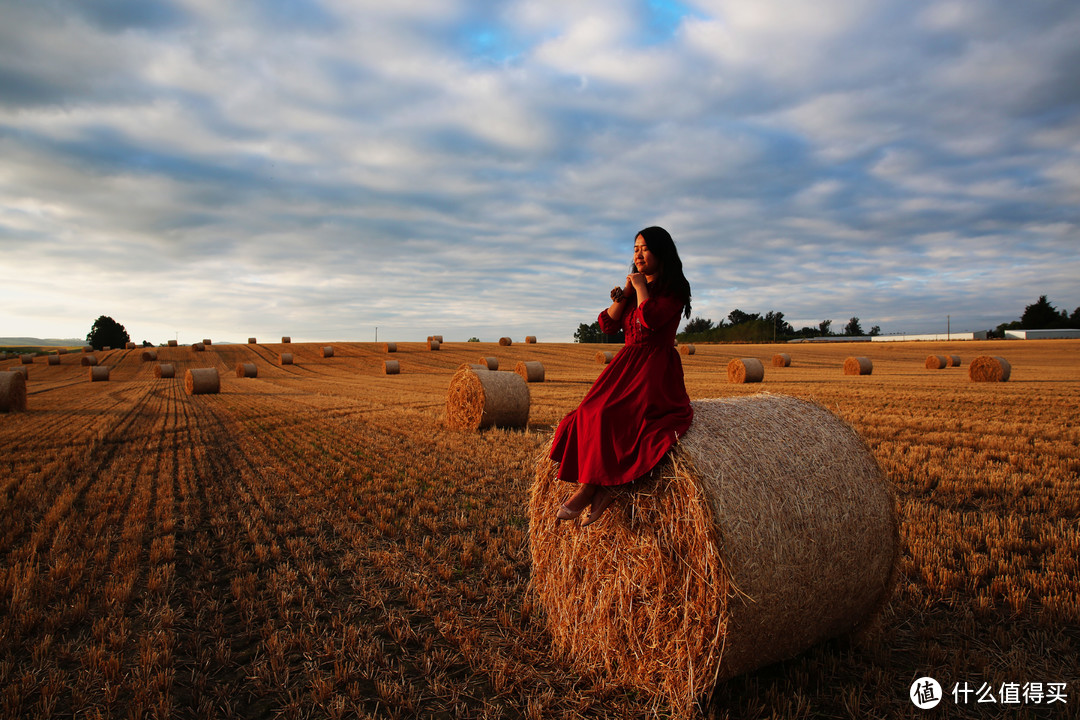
[1, 338, 1078, 719]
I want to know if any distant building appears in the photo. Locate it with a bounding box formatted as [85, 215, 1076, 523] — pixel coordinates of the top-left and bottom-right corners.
[1004, 329, 1080, 340]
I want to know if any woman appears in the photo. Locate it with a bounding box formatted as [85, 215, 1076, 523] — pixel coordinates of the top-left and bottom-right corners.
[550, 226, 694, 526]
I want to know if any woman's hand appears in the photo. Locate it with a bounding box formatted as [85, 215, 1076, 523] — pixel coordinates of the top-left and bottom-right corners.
[627, 272, 648, 295]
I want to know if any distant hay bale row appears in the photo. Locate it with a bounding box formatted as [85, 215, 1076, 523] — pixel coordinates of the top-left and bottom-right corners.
[596, 351, 613, 364]
[185, 368, 220, 395]
[773, 353, 791, 367]
[445, 365, 529, 431]
[89, 366, 110, 382]
[280, 353, 293, 365]
[235, 362, 257, 378]
[427, 335, 443, 344]
[515, 361, 545, 383]
[155, 364, 175, 378]
[728, 358, 764, 384]
[969, 356, 1010, 382]
[844, 357, 873, 376]
[679, 344, 695, 356]
[529, 394, 897, 716]
[0, 371, 27, 412]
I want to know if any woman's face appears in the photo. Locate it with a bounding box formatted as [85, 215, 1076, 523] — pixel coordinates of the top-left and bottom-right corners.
[633, 234, 661, 276]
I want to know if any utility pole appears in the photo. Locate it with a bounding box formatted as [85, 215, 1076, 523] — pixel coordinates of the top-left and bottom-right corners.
[375, 326, 378, 342]
[947, 315, 950, 341]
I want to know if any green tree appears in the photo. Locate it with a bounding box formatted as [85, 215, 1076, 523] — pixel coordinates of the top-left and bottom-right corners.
[844, 317, 864, 336]
[869, 325, 881, 336]
[1071, 307, 1080, 328]
[1021, 295, 1066, 329]
[727, 309, 759, 326]
[574, 321, 623, 344]
[818, 319, 833, 336]
[682, 317, 714, 334]
[86, 315, 130, 351]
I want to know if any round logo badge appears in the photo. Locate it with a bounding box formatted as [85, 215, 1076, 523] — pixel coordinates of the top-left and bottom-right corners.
[911, 677, 943, 709]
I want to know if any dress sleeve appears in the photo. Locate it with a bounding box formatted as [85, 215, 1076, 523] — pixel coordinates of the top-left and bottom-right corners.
[636, 294, 684, 330]
[598, 308, 623, 335]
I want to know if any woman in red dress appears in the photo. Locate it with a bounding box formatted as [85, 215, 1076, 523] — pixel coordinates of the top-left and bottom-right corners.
[549, 226, 694, 526]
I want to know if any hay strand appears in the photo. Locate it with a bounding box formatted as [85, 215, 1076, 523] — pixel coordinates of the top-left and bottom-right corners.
[596, 351, 613, 364]
[235, 362, 258, 378]
[89, 366, 110, 382]
[969, 356, 1011, 382]
[384, 360, 400, 375]
[528, 394, 897, 716]
[185, 368, 220, 395]
[155, 364, 175, 379]
[480, 356, 499, 371]
[515, 361, 545, 383]
[772, 353, 791, 367]
[727, 358, 764, 384]
[445, 366, 529, 431]
[0, 371, 27, 412]
[843, 356, 873, 375]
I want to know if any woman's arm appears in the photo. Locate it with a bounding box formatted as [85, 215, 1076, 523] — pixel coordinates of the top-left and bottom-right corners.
[605, 277, 636, 322]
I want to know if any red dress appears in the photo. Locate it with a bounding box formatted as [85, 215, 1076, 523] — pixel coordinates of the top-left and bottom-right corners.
[549, 286, 693, 486]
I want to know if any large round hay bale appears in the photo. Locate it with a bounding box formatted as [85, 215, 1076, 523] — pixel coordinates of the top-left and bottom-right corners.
[0, 371, 28, 412]
[322, 346, 334, 358]
[727, 358, 764, 384]
[89, 366, 110, 382]
[515, 361, 545, 383]
[525, 336, 537, 344]
[20, 354, 34, 365]
[458, 363, 490, 374]
[167, 340, 178, 347]
[185, 368, 220, 395]
[772, 353, 791, 367]
[925, 355, 947, 370]
[596, 351, 613, 364]
[969, 356, 1010, 382]
[235, 362, 258, 378]
[125, 342, 136, 349]
[280, 353, 294, 365]
[499, 337, 512, 346]
[8, 366, 27, 379]
[843, 356, 873, 375]
[82, 346, 93, 353]
[56, 348, 67, 356]
[679, 344, 695, 356]
[142, 350, 158, 362]
[384, 342, 397, 353]
[480, 356, 499, 371]
[384, 360, 400, 375]
[948, 355, 961, 367]
[282, 336, 291, 343]
[155, 363, 175, 379]
[445, 366, 529, 431]
[529, 394, 897, 715]
[81, 355, 98, 367]
[247, 337, 257, 344]
[47, 355, 60, 366]
[428, 339, 441, 351]
[192, 343, 205, 352]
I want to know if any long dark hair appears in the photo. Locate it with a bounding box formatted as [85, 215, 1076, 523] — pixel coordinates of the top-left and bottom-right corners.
[630, 226, 692, 319]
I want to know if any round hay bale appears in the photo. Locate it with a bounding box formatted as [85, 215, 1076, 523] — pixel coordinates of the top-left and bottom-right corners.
[20, 354, 34, 364]
[280, 353, 294, 366]
[56, 348, 67, 355]
[235, 362, 258, 378]
[515, 360, 545, 383]
[445, 366, 529, 431]
[0, 371, 28, 410]
[525, 336, 537, 344]
[89, 366, 110, 382]
[248, 337, 257, 344]
[528, 394, 898, 715]
[480, 356, 499, 371]
[428, 339, 441, 351]
[192, 343, 205, 352]
[727, 358, 764, 384]
[82, 346, 93, 353]
[103, 346, 111, 351]
[185, 368, 220, 395]
[322, 346, 334, 358]
[772, 353, 791, 367]
[948, 355, 961, 367]
[969, 356, 1011, 382]
[843, 356, 873, 376]
[167, 340, 178, 347]
[155, 363, 175, 379]
[125, 342, 136, 349]
[433, 335, 444, 343]
[384, 360, 400, 375]
[0, 371, 28, 412]
[925, 355, 947, 370]
[499, 337, 513, 346]
[384, 342, 397, 353]
[458, 363, 490, 374]
[8, 366, 27, 379]
[596, 351, 613, 364]
[81, 355, 98, 367]
[142, 350, 158, 362]
[678, 344, 695, 356]
[202, 338, 212, 346]
[47, 355, 60, 366]
[282, 336, 292, 343]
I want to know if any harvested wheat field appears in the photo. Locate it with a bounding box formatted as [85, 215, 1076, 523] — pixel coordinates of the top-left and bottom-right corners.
[0, 339, 1077, 719]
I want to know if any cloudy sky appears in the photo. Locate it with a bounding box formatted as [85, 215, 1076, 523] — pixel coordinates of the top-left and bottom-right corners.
[2, 0, 1078, 343]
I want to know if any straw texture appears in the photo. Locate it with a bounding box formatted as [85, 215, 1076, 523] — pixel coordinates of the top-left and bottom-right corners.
[185, 368, 220, 395]
[235, 362, 258, 378]
[384, 360, 400, 375]
[772, 353, 791, 367]
[925, 355, 947, 370]
[89, 366, 110, 382]
[480, 357, 499, 371]
[969, 356, 1011, 382]
[280, 353, 294, 365]
[596, 351, 613, 364]
[155, 364, 175, 379]
[843, 357, 873, 375]
[445, 366, 529, 431]
[515, 361, 545, 383]
[0, 371, 27, 412]
[727, 358, 764, 384]
[528, 394, 897, 717]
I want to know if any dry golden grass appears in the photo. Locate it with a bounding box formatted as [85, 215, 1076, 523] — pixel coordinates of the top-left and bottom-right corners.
[0, 338, 1077, 719]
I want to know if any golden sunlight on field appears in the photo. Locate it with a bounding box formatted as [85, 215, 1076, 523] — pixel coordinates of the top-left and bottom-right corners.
[1, 339, 1077, 719]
